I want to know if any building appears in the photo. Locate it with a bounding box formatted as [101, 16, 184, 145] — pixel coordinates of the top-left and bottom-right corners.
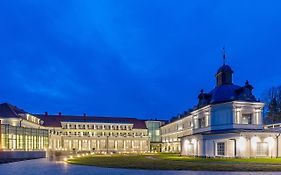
[0, 103, 48, 159]
[1, 61, 281, 158]
[163, 63, 281, 158]
[0, 104, 166, 156]
[161, 115, 192, 152]
[145, 120, 166, 152]
[36, 114, 150, 153]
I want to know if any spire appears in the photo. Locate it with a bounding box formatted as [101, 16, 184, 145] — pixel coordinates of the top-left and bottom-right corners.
[222, 47, 226, 65]
[216, 47, 233, 87]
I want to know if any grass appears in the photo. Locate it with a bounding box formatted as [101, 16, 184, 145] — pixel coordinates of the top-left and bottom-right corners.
[67, 153, 281, 171]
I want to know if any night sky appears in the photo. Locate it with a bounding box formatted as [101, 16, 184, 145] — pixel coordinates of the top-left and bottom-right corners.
[0, 1, 281, 120]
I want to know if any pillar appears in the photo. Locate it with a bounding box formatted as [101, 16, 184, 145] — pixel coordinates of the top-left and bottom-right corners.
[123, 140, 126, 150]
[114, 140, 117, 150]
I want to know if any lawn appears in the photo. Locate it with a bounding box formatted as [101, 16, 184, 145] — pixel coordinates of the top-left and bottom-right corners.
[67, 153, 281, 171]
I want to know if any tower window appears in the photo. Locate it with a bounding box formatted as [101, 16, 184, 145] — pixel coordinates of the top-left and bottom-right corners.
[198, 118, 205, 128]
[241, 114, 253, 124]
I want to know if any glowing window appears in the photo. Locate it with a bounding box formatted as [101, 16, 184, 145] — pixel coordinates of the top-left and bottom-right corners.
[241, 114, 253, 124]
[256, 142, 268, 157]
[155, 130, 160, 136]
[187, 143, 195, 155]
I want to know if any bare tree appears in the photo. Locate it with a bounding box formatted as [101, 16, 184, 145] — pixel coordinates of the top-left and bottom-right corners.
[264, 86, 281, 124]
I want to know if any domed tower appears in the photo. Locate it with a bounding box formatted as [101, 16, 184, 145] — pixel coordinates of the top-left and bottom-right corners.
[215, 48, 233, 87]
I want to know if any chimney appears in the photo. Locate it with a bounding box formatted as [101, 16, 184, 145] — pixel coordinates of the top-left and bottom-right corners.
[59, 112, 62, 116]
[45, 112, 48, 116]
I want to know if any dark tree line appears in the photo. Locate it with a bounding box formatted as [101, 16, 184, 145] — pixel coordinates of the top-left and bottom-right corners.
[264, 86, 281, 124]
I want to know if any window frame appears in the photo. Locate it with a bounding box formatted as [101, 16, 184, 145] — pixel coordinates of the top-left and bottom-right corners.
[241, 113, 253, 124]
[216, 142, 225, 156]
[256, 142, 269, 157]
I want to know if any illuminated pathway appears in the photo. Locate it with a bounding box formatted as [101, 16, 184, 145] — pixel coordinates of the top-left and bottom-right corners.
[0, 158, 280, 175]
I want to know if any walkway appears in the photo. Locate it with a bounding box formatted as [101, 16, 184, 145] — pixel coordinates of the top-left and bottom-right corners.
[0, 158, 280, 175]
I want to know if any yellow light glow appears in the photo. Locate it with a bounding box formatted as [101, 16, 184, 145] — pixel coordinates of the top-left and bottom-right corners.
[251, 136, 261, 152]
[237, 137, 246, 152]
[264, 137, 274, 150]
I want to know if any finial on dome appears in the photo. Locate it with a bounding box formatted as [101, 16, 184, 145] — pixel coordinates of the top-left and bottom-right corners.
[222, 47, 226, 65]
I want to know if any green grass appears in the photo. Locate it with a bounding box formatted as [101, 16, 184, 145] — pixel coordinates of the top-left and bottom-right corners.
[67, 153, 281, 171]
[157, 153, 281, 164]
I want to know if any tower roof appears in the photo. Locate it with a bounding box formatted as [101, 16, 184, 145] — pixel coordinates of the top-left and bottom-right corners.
[216, 64, 233, 74]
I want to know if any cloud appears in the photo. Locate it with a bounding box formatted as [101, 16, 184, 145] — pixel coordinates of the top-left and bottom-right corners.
[0, 0, 281, 118]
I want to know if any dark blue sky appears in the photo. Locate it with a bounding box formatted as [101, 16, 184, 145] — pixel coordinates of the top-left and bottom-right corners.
[0, 1, 281, 119]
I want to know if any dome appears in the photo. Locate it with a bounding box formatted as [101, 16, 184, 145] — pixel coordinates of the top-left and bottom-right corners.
[216, 64, 233, 74]
[209, 84, 241, 104]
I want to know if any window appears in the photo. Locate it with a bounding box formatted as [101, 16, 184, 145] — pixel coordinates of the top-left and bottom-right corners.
[155, 130, 160, 136]
[198, 118, 205, 128]
[187, 143, 195, 155]
[216, 142, 225, 156]
[241, 114, 253, 124]
[256, 142, 268, 157]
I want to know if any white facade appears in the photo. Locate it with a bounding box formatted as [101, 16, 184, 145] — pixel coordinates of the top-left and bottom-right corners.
[177, 101, 281, 158]
[181, 131, 281, 158]
[46, 121, 149, 153]
[161, 116, 192, 152]
[162, 63, 281, 158]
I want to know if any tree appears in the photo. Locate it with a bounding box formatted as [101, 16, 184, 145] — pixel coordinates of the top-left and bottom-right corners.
[264, 86, 281, 124]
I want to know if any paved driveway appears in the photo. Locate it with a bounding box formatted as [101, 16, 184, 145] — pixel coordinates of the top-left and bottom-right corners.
[0, 158, 281, 175]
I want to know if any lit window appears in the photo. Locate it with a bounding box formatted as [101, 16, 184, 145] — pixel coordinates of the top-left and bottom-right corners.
[216, 142, 225, 156]
[155, 130, 160, 136]
[256, 142, 268, 157]
[241, 114, 253, 124]
[187, 143, 194, 155]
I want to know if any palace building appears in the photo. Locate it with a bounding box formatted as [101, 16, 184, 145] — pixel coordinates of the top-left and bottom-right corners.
[0, 104, 163, 158]
[163, 63, 281, 157]
[0, 60, 281, 159]
[36, 114, 150, 153]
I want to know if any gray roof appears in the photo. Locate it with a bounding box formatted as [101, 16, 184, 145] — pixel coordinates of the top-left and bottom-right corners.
[0, 103, 27, 118]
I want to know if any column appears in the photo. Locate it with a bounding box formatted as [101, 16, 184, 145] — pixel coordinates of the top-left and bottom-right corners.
[78, 140, 81, 151]
[114, 140, 117, 150]
[97, 140, 100, 150]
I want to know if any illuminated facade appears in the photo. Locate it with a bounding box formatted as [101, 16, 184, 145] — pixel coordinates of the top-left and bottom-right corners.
[0, 104, 150, 154]
[145, 120, 165, 152]
[161, 115, 192, 152]
[1, 62, 280, 158]
[36, 114, 149, 153]
[0, 103, 48, 152]
[164, 63, 281, 157]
